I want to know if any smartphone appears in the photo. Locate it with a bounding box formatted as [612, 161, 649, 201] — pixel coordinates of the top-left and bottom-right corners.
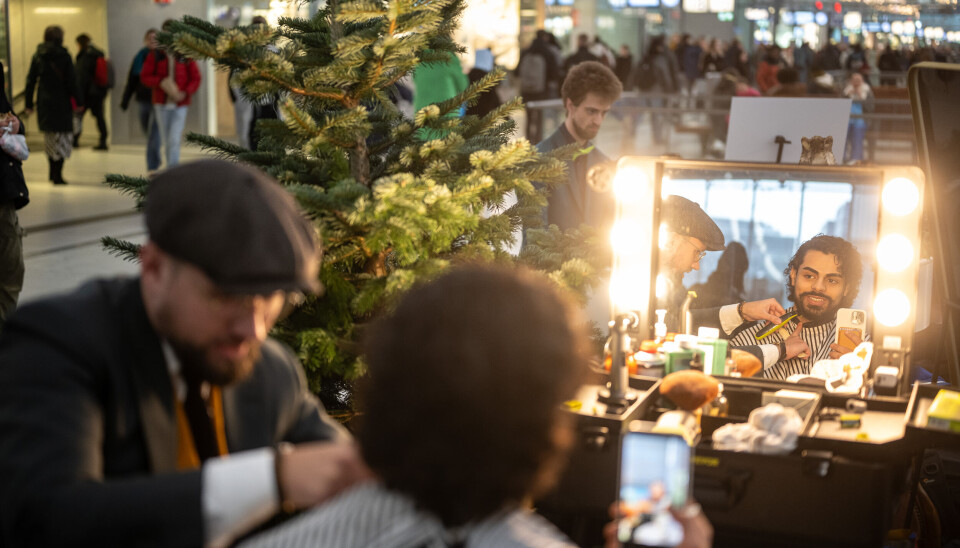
[616, 431, 691, 548]
[835, 308, 866, 348]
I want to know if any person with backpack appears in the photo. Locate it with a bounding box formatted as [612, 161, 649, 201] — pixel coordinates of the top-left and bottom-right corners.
[515, 30, 560, 144]
[120, 28, 162, 172]
[74, 33, 110, 151]
[23, 25, 81, 185]
[638, 35, 680, 145]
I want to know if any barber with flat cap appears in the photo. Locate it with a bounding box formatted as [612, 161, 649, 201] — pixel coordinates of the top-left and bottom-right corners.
[0, 159, 370, 547]
[658, 195, 783, 333]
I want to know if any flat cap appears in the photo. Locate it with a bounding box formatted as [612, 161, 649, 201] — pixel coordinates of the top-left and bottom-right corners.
[145, 159, 321, 295]
[662, 195, 725, 251]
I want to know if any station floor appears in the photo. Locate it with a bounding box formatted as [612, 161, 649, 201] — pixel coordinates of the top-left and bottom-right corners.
[17, 143, 209, 305]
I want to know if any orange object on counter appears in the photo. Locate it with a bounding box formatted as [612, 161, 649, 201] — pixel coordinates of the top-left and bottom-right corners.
[640, 339, 661, 353]
[603, 354, 639, 375]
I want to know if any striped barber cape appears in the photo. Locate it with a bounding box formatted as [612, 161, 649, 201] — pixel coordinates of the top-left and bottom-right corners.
[239, 482, 577, 548]
[728, 306, 840, 380]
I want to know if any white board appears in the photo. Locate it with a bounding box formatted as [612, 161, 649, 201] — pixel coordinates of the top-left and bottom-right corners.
[725, 97, 852, 164]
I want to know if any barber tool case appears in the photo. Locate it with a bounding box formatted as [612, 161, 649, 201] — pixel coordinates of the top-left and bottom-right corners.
[694, 447, 893, 548]
[632, 376, 910, 547]
[905, 383, 960, 450]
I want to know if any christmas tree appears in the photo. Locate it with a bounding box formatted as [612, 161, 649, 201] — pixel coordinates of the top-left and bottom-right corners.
[103, 0, 607, 413]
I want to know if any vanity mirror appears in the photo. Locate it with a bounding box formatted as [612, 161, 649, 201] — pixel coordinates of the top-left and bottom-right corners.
[607, 158, 926, 396]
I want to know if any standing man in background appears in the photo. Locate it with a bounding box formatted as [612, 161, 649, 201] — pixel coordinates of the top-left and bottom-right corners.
[74, 33, 109, 150]
[533, 61, 622, 237]
[120, 28, 162, 171]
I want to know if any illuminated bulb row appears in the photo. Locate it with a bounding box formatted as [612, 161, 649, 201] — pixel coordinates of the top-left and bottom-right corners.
[873, 177, 919, 328]
[609, 164, 654, 313]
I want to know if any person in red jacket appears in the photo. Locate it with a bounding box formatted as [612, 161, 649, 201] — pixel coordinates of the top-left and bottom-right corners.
[139, 20, 201, 168]
[755, 45, 784, 94]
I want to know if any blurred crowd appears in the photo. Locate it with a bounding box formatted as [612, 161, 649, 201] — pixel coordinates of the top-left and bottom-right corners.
[516, 30, 959, 161]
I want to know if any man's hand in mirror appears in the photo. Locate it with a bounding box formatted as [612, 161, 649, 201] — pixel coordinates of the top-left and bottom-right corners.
[784, 322, 810, 360]
[740, 298, 786, 325]
[828, 330, 862, 359]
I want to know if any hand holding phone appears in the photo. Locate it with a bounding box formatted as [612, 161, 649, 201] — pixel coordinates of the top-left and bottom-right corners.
[617, 432, 691, 547]
[832, 308, 866, 358]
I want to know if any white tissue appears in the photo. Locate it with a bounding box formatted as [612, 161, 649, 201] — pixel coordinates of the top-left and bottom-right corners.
[809, 341, 874, 393]
[713, 403, 803, 454]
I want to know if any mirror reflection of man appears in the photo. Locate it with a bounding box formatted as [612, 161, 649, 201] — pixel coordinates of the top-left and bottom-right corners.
[723, 234, 865, 380]
[659, 195, 790, 336]
[535, 61, 622, 236]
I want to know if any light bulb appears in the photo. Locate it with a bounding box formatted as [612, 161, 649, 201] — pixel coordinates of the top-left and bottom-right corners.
[610, 221, 644, 256]
[882, 178, 919, 217]
[613, 167, 649, 205]
[656, 274, 669, 300]
[874, 288, 911, 327]
[876, 234, 913, 273]
[610, 269, 645, 311]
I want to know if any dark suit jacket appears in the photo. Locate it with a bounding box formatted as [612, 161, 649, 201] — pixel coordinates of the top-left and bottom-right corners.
[0, 278, 346, 547]
[0, 61, 27, 210]
[535, 124, 615, 234]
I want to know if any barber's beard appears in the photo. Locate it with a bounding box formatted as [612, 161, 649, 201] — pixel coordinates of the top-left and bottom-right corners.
[170, 337, 260, 387]
[792, 290, 842, 324]
[156, 306, 260, 386]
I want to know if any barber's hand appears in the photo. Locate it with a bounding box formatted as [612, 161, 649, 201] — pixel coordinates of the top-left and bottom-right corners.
[603, 501, 713, 548]
[670, 503, 714, 548]
[276, 441, 372, 511]
[739, 298, 786, 325]
[22, 108, 33, 118]
[829, 330, 862, 359]
[783, 322, 810, 360]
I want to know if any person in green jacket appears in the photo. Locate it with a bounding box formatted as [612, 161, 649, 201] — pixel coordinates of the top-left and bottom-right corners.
[412, 51, 468, 139]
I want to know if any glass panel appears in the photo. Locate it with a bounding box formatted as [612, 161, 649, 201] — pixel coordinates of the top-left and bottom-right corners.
[661, 165, 881, 314]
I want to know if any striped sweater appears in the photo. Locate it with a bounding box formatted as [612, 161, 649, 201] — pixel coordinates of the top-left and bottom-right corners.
[239, 482, 576, 548]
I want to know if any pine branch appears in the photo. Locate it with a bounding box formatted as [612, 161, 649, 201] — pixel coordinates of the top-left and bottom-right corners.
[100, 237, 142, 263]
[103, 174, 150, 208]
[186, 133, 246, 157]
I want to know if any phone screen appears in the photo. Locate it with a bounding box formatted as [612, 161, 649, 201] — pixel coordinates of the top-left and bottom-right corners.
[617, 432, 691, 547]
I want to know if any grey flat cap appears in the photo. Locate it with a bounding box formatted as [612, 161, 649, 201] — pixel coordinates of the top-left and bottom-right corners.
[145, 159, 322, 295]
[662, 195, 725, 251]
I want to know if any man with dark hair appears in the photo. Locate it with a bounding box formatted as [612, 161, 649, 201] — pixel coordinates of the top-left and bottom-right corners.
[533, 60, 622, 235]
[74, 33, 109, 150]
[563, 33, 599, 74]
[0, 160, 369, 547]
[237, 266, 712, 548]
[724, 234, 865, 380]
